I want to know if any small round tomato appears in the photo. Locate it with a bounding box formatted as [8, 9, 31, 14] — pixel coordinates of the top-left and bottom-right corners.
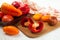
[0, 11, 4, 18]
[2, 15, 14, 22]
[47, 16, 58, 26]
[28, 21, 44, 33]
[3, 26, 19, 35]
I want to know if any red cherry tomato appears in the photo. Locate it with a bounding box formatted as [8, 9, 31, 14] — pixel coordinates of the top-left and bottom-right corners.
[2, 15, 14, 22]
[0, 11, 4, 18]
[28, 21, 44, 33]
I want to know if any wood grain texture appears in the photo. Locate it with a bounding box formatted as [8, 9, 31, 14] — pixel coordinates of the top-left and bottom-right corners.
[17, 21, 60, 38]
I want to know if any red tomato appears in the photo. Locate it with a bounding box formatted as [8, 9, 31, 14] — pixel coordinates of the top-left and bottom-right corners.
[0, 11, 4, 18]
[2, 15, 14, 22]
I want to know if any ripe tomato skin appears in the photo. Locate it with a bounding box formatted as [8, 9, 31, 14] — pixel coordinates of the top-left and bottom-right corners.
[0, 11, 4, 18]
[3, 26, 19, 35]
[2, 15, 14, 22]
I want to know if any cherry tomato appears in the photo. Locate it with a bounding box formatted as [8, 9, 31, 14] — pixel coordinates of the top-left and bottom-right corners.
[2, 15, 14, 22]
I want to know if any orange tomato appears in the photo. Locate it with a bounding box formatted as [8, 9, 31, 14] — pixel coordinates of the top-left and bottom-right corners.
[3, 26, 19, 35]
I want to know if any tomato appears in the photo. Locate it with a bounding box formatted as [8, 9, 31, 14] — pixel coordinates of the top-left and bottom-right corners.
[47, 16, 57, 26]
[3, 26, 19, 35]
[2, 15, 14, 22]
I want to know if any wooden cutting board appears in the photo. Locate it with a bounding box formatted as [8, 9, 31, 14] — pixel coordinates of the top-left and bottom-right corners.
[17, 21, 60, 38]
